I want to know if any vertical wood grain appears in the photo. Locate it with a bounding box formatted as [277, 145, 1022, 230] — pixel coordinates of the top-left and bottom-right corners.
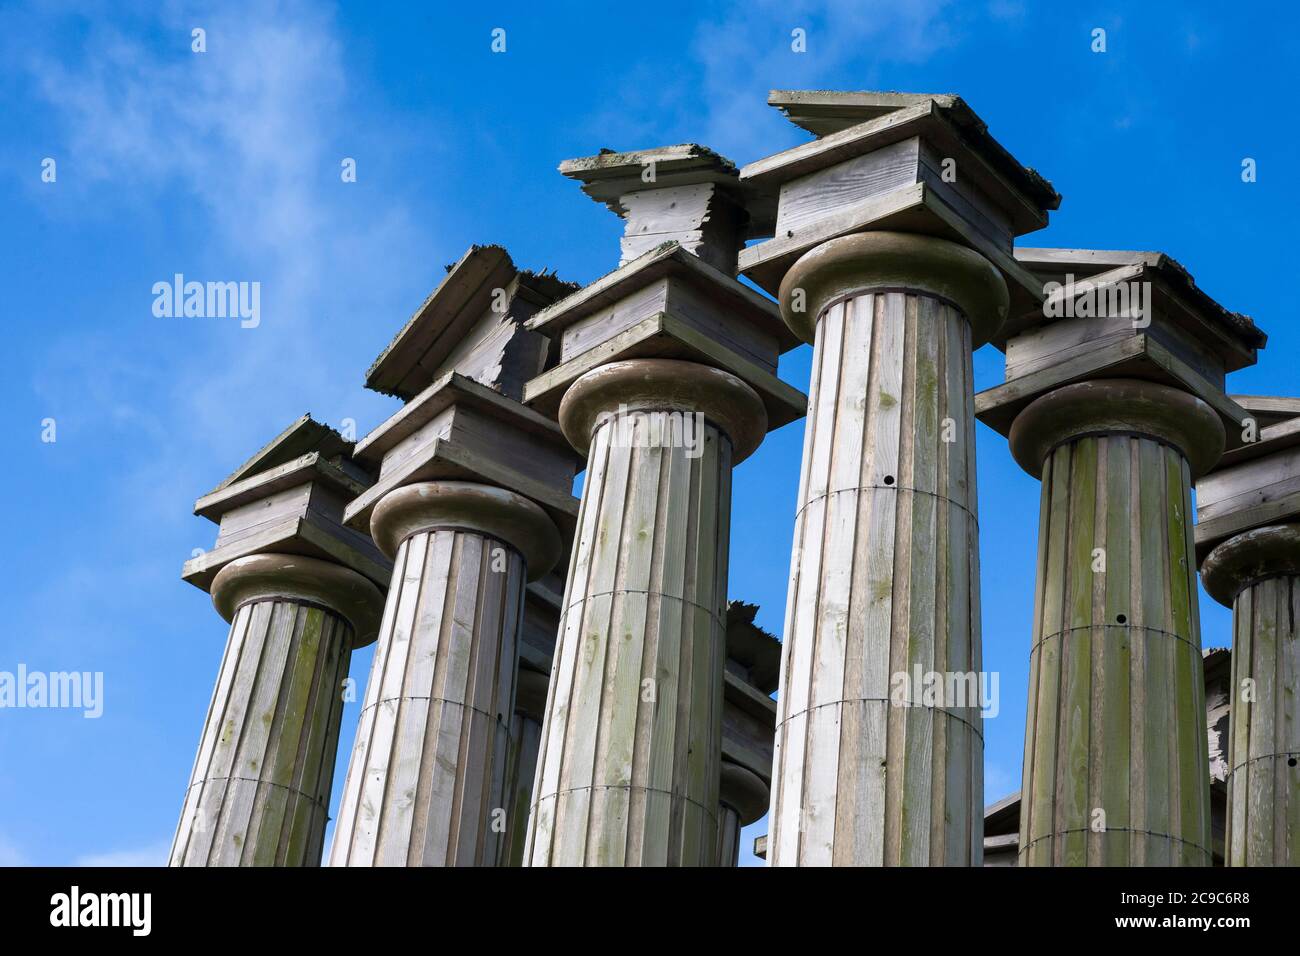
[1226, 574, 1300, 866]
[504, 708, 544, 866]
[524, 410, 729, 866]
[328, 530, 523, 866]
[768, 291, 983, 867]
[1019, 434, 1213, 865]
[170, 599, 351, 867]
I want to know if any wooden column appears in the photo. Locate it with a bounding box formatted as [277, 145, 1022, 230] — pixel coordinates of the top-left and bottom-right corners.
[1009, 379, 1224, 865]
[1202, 525, 1300, 866]
[504, 667, 549, 866]
[328, 481, 561, 867]
[716, 601, 780, 867]
[171, 553, 384, 866]
[524, 359, 767, 866]
[717, 762, 769, 866]
[767, 231, 1008, 866]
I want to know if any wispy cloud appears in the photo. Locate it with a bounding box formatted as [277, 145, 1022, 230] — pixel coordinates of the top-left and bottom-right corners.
[574, 0, 960, 164]
[691, 0, 958, 160]
[11, 0, 430, 654]
[26, 1, 423, 447]
[3, 0, 436, 728]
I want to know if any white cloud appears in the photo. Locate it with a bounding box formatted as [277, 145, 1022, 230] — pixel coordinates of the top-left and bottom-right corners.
[27, 0, 423, 439]
[14, 0, 429, 649]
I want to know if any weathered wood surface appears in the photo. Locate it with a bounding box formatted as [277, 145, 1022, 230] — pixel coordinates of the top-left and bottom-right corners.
[1004, 302, 1228, 391]
[171, 599, 351, 866]
[1019, 434, 1212, 865]
[524, 409, 731, 866]
[1196, 444, 1300, 559]
[557, 274, 781, 374]
[505, 701, 544, 867]
[1226, 576, 1300, 866]
[617, 183, 744, 275]
[739, 180, 1042, 319]
[976, 332, 1248, 443]
[524, 310, 807, 431]
[558, 143, 756, 270]
[181, 416, 392, 596]
[328, 529, 523, 866]
[774, 136, 1014, 256]
[768, 291, 983, 866]
[364, 245, 574, 402]
[716, 804, 741, 867]
[1006, 249, 1264, 365]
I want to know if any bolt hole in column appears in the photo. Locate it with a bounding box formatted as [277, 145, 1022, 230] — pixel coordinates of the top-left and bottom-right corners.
[1116, 614, 1127, 625]
[1289, 757, 1297, 768]
[883, 475, 895, 486]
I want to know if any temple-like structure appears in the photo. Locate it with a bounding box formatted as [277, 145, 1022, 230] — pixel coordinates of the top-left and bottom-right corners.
[170, 89, 1291, 868]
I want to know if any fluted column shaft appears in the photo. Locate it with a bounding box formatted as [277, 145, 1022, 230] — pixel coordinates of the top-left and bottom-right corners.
[329, 481, 560, 866]
[525, 359, 766, 866]
[768, 232, 1008, 866]
[1202, 524, 1300, 866]
[171, 553, 383, 866]
[1011, 379, 1224, 866]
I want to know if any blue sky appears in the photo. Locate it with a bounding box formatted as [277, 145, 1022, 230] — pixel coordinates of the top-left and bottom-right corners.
[1, 0, 1294, 867]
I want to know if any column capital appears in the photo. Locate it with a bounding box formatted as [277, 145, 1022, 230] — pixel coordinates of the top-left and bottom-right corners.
[558, 143, 756, 274]
[558, 358, 768, 462]
[719, 761, 769, 826]
[523, 242, 806, 437]
[343, 372, 580, 548]
[369, 480, 562, 581]
[1008, 378, 1224, 479]
[181, 415, 391, 594]
[975, 248, 1263, 442]
[736, 90, 1058, 316]
[1195, 394, 1300, 561]
[776, 230, 1009, 346]
[1200, 524, 1300, 607]
[210, 552, 386, 646]
[722, 601, 779, 788]
[364, 243, 576, 403]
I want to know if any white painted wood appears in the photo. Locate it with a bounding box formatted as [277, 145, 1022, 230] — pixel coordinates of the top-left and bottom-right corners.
[328, 527, 524, 866]
[524, 391, 731, 866]
[768, 290, 983, 866]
